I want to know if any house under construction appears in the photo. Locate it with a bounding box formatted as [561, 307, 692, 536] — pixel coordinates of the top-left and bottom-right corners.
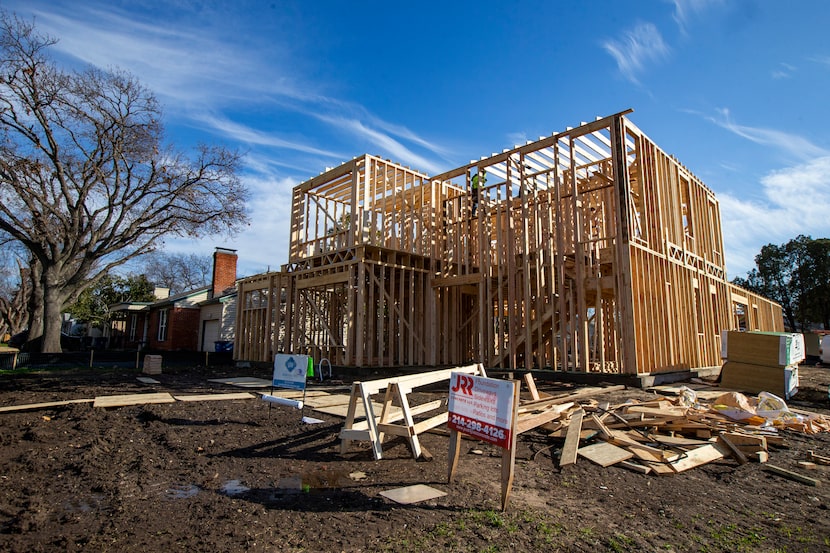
[234, 109, 782, 377]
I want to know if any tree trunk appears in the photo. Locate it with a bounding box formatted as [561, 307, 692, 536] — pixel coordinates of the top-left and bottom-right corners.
[26, 261, 44, 342]
[41, 284, 64, 353]
[40, 265, 64, 353]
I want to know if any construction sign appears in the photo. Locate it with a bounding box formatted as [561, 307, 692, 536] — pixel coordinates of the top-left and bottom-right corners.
[448, 372, 516, 449]
[272, 354, 308, 390]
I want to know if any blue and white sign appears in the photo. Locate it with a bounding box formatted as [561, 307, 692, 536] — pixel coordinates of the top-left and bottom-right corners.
[272, 354, 308, 390]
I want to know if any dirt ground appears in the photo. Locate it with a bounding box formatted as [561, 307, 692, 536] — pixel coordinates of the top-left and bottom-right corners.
[1, 363, 829, 553]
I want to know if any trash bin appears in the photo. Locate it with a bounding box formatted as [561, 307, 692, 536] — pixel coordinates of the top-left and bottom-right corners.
[214, 341, 233, 353]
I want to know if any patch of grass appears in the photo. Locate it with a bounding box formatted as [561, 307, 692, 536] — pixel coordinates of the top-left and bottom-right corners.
[431, 522, 452, 538]
[520, 510, 539, 524]
[735, 531, 766, 551]
[709, 522, 736, 545]
[606, 533, 636, 552]
[705, 520, 767, 552]
[537, 520, 562, 537]
[482, 509, 505, 528]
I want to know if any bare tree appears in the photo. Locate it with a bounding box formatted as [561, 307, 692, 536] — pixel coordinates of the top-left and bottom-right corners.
[0, 257, 35, 340]
[0, 14, 249, 352]
[0, 235, 36, 341]
[142, 252, 212, 295]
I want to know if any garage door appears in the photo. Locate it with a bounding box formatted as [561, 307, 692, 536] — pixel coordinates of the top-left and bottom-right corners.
[201, 320, 220, 352]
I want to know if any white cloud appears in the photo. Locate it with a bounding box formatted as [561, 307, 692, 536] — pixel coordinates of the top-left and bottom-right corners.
[193, 113, 346, 159]
[28, 6, 300, 110]
[699, 109, 830, 276]
[366, 114, 453, 160]
[167, 174, 298, 278]
[771, 62, 797, 79]
[602, 23, 670, 84]
[709, 108, 828, 162]
[670, 0, 723, 34]
[313, 114, 445, 175]
[720, 156, 830, 277]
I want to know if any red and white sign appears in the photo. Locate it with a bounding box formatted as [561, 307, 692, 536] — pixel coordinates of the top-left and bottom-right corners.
[447, 372, 515, 449]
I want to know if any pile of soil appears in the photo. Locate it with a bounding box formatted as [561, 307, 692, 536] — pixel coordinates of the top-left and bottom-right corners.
[1, 364, 829, 552]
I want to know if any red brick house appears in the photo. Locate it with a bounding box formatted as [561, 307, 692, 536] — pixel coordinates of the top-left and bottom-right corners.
[108, 248, 238, 352]
[146, 287, 210, 351]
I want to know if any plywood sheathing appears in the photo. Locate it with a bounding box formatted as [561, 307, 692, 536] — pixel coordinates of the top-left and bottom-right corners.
[234, 110, 783, 376]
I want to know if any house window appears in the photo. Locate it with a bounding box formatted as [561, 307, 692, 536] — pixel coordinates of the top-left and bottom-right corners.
[129, 314, 138, 342]
[158, 309, 169, 342]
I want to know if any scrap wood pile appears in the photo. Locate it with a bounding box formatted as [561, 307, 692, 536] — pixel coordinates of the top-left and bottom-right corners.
[518, 380, 830, 477]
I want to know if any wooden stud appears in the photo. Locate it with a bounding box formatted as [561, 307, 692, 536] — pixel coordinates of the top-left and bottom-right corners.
[764, 465, 821, 486]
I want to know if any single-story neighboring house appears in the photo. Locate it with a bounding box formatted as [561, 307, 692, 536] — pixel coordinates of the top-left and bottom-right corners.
[108, 247, 238, 352]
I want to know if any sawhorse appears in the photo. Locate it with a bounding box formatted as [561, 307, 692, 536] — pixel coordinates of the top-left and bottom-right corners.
[339, 364, 486, 460]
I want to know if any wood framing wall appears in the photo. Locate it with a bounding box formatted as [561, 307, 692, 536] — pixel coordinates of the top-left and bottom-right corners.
[234, 111, 783, 375]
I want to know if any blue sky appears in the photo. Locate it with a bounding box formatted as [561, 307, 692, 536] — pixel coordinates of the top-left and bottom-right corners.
[6, 0, 830, 279]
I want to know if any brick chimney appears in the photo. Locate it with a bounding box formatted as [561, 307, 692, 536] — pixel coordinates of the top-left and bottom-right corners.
[212, 247, 238, 298]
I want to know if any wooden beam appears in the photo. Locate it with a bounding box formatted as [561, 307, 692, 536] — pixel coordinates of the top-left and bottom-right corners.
[295, 271, 350, 289]
[763, 465, 821, 486]
[0, 398, 93, 413]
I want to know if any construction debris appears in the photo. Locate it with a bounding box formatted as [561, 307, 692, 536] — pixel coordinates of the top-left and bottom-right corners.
[535, 382, 830, 477]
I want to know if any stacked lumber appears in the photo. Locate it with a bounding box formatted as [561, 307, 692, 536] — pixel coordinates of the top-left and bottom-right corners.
[143, 354, 162, 375]
[719, 331, 804, 399]
[539, 385, 829, 477]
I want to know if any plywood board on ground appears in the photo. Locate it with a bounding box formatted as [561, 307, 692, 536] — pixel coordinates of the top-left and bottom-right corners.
[0, 398, 93, 413]
[577, 441, 633, 467]
[137, 377, 161, 384]
[93, 393, 175, 408]
[173, 393, 255, 402]
[559, 409, 584, 467]
[303, 394, 353, 408]
[668, 444, 723, 473]
[379, 484, 447, 504]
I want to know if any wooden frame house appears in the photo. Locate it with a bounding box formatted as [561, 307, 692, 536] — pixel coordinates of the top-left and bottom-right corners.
[235, 110, 782, 376]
